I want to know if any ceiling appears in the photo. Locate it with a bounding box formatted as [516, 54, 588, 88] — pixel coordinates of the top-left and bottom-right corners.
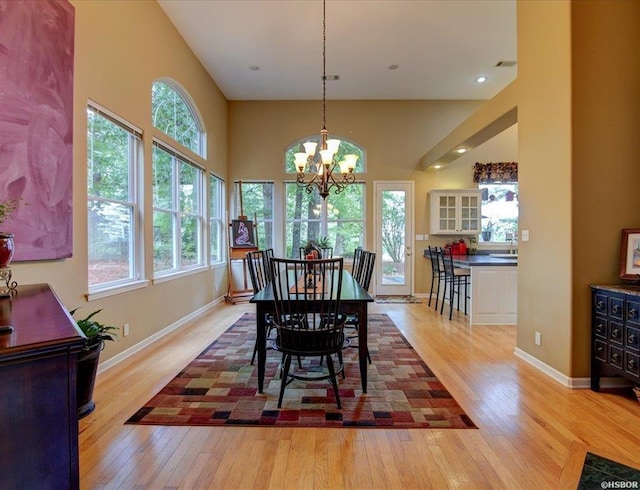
[157, 0, 517, 101]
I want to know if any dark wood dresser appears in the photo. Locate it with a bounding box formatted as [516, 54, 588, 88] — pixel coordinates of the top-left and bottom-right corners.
[590, 284, 640, 391]
[0, 284, 85, 490]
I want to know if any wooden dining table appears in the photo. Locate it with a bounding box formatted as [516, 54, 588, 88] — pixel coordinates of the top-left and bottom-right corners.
[250, 269, 375, 393]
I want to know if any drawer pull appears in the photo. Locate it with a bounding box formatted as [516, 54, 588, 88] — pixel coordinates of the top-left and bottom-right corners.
[596, 301, 605, 309]
[597, 346, 604, 353]
[612, 305, 620, 314]
[612, 353, 620, 362]
[629, 334, 636, 344]
[612, 328, 620, 338]
[628, 359, 636, 369]
[628, 308, 637, 319]
[596, 323, 604, 333]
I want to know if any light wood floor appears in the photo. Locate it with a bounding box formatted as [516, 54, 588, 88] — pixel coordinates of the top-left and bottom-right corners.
[79, 300, 640, 489]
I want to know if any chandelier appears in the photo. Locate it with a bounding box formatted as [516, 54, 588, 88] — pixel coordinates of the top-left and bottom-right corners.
[294, 0, 358, 200]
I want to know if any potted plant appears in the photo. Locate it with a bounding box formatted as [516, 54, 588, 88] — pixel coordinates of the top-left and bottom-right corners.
[70, 308, 118, 418]
[0, 198, 22, 268]
[303, 236, 331, 258]
[481, 221, 494, 242]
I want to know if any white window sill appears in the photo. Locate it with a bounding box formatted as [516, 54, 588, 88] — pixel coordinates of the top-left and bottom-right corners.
[152, 265, 209, 284]
[87, 279, 150, 301]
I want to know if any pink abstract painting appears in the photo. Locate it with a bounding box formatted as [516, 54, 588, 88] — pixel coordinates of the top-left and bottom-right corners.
[0, 0, 74, 261]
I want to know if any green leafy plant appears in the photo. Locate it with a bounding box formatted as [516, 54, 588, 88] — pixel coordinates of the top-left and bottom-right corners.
[304, 236, 330, 249]
[0, 198, 22, 229]
[70, 308, 118, 348]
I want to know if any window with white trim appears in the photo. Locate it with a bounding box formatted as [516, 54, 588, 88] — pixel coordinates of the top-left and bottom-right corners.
[210, 174, 225, 264]
[87, 103, 142, 290]
[152, 141, 205, 275]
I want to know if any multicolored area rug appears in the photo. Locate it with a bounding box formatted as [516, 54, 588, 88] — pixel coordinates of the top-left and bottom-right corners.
[375, 295, 422, 304]
[126, 313, 475, 429]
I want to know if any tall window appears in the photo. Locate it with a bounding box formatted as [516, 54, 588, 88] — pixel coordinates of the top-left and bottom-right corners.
[87, 103, 142, 290]
[234, 181, 274, 250]
[473, 162, 518, 243]
[210, 174, 225, 264]
[152, 141, 205, 275]
[151, 78, 207, 277]
[152, 80, 204, 157]
[284, 183, 365, 259]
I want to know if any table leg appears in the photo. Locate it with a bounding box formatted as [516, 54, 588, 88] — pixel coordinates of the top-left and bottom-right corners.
[256, 304, 266, 393]
[358, 304, 368, 393]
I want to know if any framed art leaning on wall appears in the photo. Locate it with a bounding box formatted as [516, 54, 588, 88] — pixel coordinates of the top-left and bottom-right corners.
[619, 228, 640, 282]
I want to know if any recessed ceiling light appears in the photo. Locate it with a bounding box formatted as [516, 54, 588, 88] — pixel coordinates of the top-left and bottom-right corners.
[433, 164, 442, 169]
[475, 76, 487, 84]
[456, 148, 468, 154]
[249, 65, 260, 71]
[388, 64, 399, 71]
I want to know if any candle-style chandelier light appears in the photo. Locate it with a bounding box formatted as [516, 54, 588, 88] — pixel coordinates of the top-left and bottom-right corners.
[294, 0, 358, 200]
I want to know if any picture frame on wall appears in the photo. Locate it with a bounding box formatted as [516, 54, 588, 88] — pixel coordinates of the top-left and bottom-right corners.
[619, 228, 640, 282]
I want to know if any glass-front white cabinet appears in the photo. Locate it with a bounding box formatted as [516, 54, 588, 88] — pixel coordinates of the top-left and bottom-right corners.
[429, 189, 482, 235]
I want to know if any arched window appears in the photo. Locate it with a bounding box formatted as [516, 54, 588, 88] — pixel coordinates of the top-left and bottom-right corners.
[151, 79, 204, 157]
[284, 135, 366, 174]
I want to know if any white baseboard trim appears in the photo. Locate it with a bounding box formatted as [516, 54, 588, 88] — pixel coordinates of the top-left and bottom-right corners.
[514, 347, 574, 386]
[97, 296, 225, 374]
[514, 348, 634, 389]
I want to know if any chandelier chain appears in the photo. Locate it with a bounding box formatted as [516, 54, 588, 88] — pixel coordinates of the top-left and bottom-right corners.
[322, 0, 326, 131]
[294, 0, 358, 200]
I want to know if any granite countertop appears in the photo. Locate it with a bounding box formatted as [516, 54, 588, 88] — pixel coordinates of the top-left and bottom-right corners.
[423, 250, 518, 267]
[590, 284, 640, 296]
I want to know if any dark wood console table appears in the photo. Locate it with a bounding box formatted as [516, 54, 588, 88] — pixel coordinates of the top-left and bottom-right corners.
[590, 284, 640, 391]
[0, 284, 85, 490]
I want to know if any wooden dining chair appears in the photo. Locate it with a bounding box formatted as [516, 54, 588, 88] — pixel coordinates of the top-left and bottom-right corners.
[345, 250, 375, 363]
[269, 257, 348, 408]
[351, 248, 365, 284]
[246, 249, 275, 365]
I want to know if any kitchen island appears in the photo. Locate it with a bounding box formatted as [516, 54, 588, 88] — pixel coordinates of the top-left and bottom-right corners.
[424, 251, 518, 325]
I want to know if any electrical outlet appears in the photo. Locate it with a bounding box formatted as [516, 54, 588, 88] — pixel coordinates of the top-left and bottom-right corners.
[522, 229, 530, 241]
[535, 331, 541, 346]
[123, 323, 130, 337]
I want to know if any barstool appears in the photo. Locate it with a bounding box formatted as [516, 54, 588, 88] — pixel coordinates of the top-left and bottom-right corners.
[439, 248, 471, 320]
[427, 245, 445, 310]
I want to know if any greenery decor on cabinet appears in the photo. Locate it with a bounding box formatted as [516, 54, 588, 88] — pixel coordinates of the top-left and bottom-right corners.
[0, 198, 23, 268]
[71, 308, 118, 418]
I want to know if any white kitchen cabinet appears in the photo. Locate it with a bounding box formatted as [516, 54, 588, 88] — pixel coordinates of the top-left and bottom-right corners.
[470, 266, 518, 325]
[429, 189, 482, 235]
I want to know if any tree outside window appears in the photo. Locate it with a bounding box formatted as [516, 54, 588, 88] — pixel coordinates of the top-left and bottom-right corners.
[87, 105, 140, 289]
[152, 143, 204, 275]
[210, 174, 225, 263]
[284, 183, 364, 259]
[234, 181, 273, 250]
[152, 80, 203, 157]
[283, 136, 366, 258]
